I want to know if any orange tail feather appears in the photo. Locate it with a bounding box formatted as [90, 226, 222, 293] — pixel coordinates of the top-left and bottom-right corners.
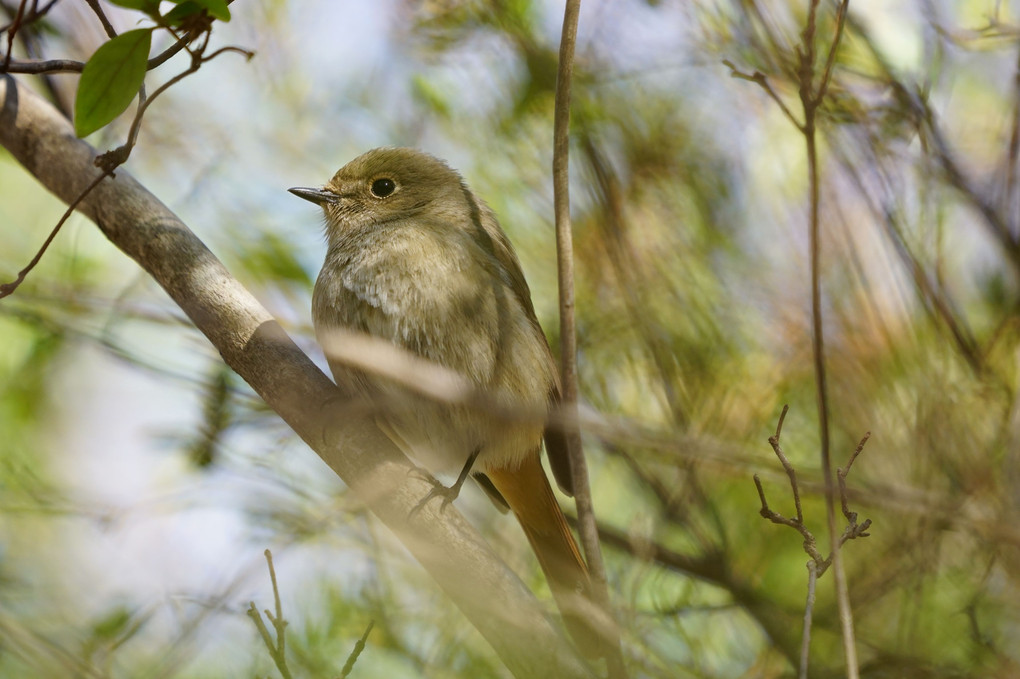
[484, 451, 605, 657]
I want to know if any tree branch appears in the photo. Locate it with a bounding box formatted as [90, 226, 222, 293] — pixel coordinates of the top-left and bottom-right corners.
[0, 73, 592, 679]
[552, 0, 626, 673]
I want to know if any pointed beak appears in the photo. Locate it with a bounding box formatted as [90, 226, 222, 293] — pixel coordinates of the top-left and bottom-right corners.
[288, 187, 337, 205]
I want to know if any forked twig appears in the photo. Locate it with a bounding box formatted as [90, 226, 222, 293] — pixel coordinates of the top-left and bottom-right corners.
[722, 60, 803, 131]
[727, 0, 859, 674]
[248, 549, 373, 679]
[838, 433, 873, 542]
[753, 406, 872, 679]
[1, 15, 253, 298]
[247, 549, 293, 679]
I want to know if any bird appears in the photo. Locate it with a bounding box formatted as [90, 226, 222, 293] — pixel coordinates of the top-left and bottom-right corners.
[290, 147, 605, 657]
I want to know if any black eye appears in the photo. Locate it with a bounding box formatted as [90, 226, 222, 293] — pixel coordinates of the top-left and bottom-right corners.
[370, 178, 396, 197]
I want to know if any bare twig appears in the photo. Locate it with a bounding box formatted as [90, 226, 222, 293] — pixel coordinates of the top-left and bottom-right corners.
[768, 404, 805, 524]
[1, 0, 27, 72]
[0, 170, 113, 298]
[2, 12, 253, 298]
[84, 0, 118, 39]
[248, 549, 293, 679]
[96, 36, 252, 172]
[796, 1, 862, 675]
[753, 406, 826, 567]
[753, 474, 826, 565]
[722, 59, 803, 130]
[246, 603, 277, 670]
[2, 57, 83, 73]
[2, 33, 204, 75]
[0, 0, 59, 34]
[552, 0, 625, 673]
[837, 433, 873, 541]
[799, 561, 818, 679]
[552, 0, 582, 466]
[814, 0, 850, 105]
[147, 35, 191, 69]
[1, 0, 247, 88]
[339, 621, 374, 678]
[265, 550, 287, 660]
[754, 406, 872, 678]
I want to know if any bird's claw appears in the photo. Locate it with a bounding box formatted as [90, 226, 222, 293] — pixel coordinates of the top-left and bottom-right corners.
[406, 448, 480, 518]
[408, 478, 462, 517]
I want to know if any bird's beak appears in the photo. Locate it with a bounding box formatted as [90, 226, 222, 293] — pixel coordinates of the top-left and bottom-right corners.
[288, 187, 337, 205]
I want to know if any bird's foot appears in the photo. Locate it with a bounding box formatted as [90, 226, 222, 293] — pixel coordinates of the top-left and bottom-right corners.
[408, 448, 481, 517]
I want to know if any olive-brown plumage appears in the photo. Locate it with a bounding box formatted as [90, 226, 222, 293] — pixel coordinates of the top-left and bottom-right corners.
[292, 147, 602, 656]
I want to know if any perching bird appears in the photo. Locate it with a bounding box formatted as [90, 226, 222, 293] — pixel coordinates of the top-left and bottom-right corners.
[291, 147, 604, 656]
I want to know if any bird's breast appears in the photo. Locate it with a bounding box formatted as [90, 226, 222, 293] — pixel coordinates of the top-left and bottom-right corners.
[314, 225, 500, 382]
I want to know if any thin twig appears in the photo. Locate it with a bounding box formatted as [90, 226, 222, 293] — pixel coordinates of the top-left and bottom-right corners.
[767, 404, 805, 524]
[1, 0, 27, 72]
[251, 551, 373, 679]
[0, 0, 59, 34]
[2, 57, 83, 72]
[147, 34, 192, 69]
[722, 59, 804, 131]
[773, 403, 789, 439]
[2, 19, 251, 297]
[1, 11, 222, 76]
[814, 0, 850, 105]
[246, 603, 276, 659]
[96, 40, 253, 172]
[5, 19, 211, 293]
[754, 407, 872, 675]
[797, 1, 860, 676]
[752, 471, 825, 566]
[84, 0, 118, 39]
[553, 2, 581, 433]
[264, 549, 288, 664]
[203, 44, 253, 61]
[799, 561, 818, 679]
[837, 433, 873, 541]
[248, 549, 293, 679]
[0, 170, 113, 298]
[552, 0, 626, 673]
[339, 620, 374, 678]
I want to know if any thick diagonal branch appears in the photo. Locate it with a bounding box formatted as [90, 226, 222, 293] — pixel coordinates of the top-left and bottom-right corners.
[0, 74, 591, 679]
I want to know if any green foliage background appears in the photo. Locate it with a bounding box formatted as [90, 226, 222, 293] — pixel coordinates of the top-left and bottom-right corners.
[2, 0, 1019, 677]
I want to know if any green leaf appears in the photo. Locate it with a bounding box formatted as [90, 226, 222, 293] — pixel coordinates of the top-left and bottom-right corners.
[74, 29, 152, 138]
[201, 0, 231, 22]
[106, 0, 161, 13]
[165, 0, 231, 23]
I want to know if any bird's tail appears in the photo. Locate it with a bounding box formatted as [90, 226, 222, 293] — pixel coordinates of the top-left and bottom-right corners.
[485, 451, 608, 658]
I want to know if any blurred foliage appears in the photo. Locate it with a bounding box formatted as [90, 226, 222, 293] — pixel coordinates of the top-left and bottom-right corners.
[3, 0, 1020, 678]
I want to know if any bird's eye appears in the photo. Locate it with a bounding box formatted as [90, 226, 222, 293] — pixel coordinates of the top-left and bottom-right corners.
[370, 178, 396, 198]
